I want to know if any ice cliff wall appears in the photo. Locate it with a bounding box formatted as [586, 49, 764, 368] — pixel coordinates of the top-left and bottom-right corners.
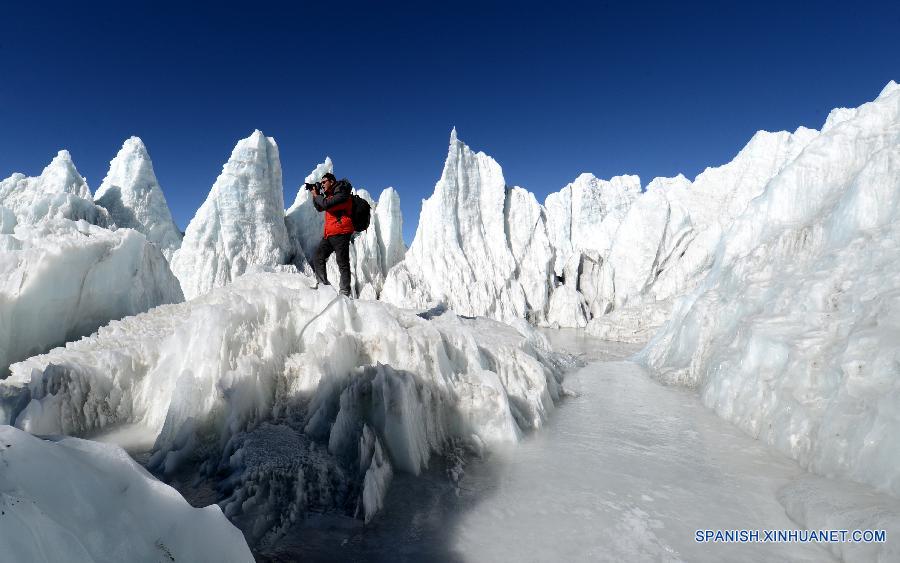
[640, 81, 900, 495]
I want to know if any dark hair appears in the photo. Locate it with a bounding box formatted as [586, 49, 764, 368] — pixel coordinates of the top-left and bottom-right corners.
[321, 172, 337, 182]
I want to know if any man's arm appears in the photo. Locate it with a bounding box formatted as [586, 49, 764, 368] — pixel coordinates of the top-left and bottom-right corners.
[313, 181, 351, 209]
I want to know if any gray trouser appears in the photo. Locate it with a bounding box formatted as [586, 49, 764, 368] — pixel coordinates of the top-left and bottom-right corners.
[313, 234, 352, 295]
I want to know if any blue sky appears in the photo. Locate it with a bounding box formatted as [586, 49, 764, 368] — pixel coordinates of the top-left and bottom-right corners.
[1, 0, 898, 243]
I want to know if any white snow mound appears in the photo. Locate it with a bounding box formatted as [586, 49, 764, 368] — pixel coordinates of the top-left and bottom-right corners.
[0, 425, 252, 563]
[1, 273, 567, 537]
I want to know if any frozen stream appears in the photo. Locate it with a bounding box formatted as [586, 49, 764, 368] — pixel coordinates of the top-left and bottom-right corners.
[257, 330, 847, 562]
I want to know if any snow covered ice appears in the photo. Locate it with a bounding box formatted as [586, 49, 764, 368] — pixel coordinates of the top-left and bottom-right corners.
[0, 219, 183, 378]
[1, 273, 568, 544]
[382, 127, 556, 323]
[0, 425, 252, 562]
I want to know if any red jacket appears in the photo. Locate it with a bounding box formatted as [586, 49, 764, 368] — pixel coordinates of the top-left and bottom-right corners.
[313, 180, 355, 237]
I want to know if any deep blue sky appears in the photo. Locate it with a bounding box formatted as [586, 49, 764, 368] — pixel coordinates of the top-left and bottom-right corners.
[2, 1, 898, 243]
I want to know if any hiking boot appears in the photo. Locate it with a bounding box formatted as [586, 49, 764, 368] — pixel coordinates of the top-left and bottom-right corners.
[340, 289, 352, 299]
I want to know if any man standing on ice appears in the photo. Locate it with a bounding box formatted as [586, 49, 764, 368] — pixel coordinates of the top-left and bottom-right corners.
[308, 172, 354, 297]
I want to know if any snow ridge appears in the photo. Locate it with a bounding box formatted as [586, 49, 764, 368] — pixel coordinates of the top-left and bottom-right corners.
[382, 131, 554, 322]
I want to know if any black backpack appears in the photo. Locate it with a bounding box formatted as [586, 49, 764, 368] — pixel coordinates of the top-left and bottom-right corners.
[350, 193, 371, 232]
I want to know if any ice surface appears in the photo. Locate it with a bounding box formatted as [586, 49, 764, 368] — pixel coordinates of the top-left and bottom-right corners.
[288, 335, 892, 562]
[0, 218, 183, 378]
[451, 351, 835, 562]
[0, 425, 252, 562]
[171, 130, 289, 299]
[0, 150, 111, 228]
[94, 137, 183, 260]
[641, 82, 900, 494]
[779, 474, 900, 562]
[0, 272, 568, 540]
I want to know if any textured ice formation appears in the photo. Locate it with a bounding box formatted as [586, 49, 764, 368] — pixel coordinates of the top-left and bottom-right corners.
[579, 123, 820, 339]
[544, 172, 641, 277]
[94, 137, 183, 260]
[0, 151, 111, 228]
[382, 129, 554, 322]
[640, 81, 900, 494]
[0, 273, 567, 540]
[0, 218, 183, 378]
[0, 425, 252, 562]
[171, 130, 289, 299]
[381, 125, 819, 332]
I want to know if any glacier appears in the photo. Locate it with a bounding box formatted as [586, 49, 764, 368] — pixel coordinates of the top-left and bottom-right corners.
[94, 136, 183, 260]
[0, 425, 252, 562]
[0, 80, 898, 559]
[0, 145, 183, 379]
[0, 273, 568, 543]
[381, 122, 823, 340]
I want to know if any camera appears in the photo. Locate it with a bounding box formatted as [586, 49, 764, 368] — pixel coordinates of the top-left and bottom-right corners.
[304, 181, 322, 192]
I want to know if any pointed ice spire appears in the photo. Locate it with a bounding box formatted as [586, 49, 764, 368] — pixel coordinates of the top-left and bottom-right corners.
[170, 130, 289, 299]
[0, 150, 111, 227]
[95, 136, 183, 260]
[375, 187, 406, 273]
[388, 131, 548, 321]
[878, 80, 899, 99]
[303, 156, 333, 185]
[39, 150, 92, 199]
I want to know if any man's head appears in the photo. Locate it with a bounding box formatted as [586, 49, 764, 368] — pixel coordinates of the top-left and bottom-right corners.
[321, 173, 337, 191]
